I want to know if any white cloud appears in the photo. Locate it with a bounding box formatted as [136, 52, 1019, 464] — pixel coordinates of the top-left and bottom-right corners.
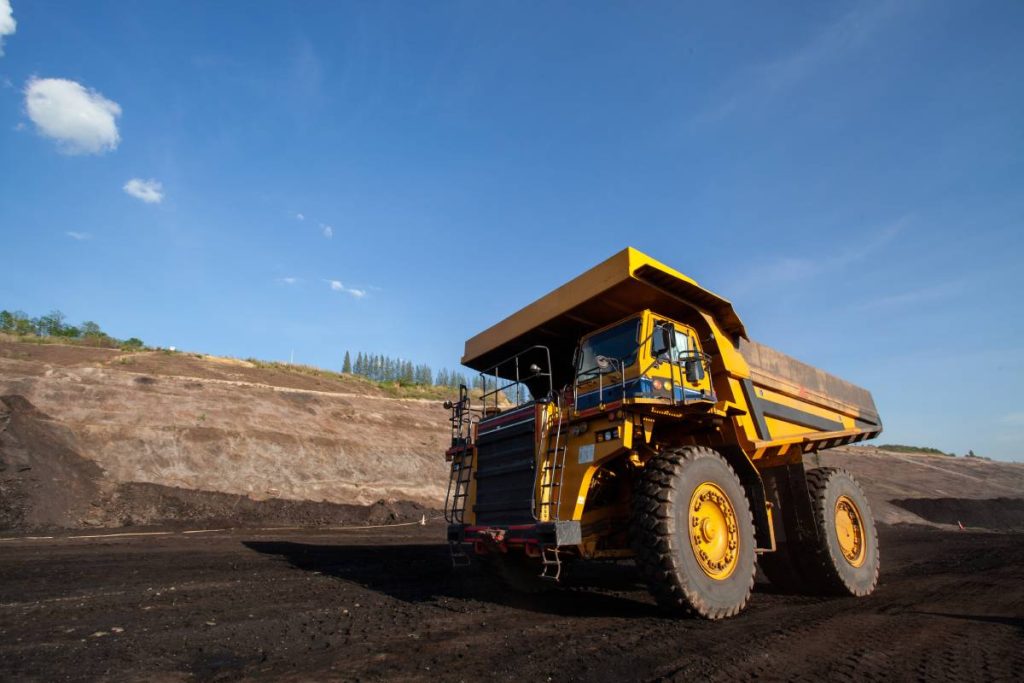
[65, 231, 91, 240]
[0, 0, 16, 56]
[321, 224, 333, 239]
[326, 279, 366, 298]
[296, 213, 304, 221]
[279, 277, 298, 285]
[123, 178, 164, 204]
[24, 77, 121, 154]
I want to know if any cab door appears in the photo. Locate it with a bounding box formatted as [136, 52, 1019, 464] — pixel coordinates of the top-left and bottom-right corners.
[651, 318, 713, 403]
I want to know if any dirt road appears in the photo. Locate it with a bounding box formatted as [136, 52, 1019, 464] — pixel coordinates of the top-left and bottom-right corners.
[1, 523, 1022, 682]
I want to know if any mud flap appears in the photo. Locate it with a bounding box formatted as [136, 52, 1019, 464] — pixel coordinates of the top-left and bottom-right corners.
[761, 462, 820, 549]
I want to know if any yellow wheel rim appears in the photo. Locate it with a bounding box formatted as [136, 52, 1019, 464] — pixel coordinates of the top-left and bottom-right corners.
[834, 495, 866, 567]
[688, 482, 740, 580]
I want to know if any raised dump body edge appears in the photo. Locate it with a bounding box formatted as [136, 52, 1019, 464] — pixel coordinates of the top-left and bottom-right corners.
[736, 339, 882, 451]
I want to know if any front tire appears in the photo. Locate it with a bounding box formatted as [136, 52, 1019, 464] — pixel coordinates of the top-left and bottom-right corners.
[632, 446, 757, 619]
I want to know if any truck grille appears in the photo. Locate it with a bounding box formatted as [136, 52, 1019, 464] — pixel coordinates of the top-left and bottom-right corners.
[474, 406, 536, 525]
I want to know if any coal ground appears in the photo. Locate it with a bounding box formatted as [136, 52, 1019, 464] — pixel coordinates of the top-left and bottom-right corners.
[1, 523, 1021, 682]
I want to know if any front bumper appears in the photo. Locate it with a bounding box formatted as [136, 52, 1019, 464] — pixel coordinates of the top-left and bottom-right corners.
[448, 521, 582, 553]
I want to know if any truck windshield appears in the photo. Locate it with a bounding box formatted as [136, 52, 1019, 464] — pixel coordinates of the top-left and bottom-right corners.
[577, 318, 641, 378]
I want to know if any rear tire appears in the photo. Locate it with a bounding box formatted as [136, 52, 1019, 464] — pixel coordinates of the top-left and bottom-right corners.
[761, 467, 880, 596]
[804, 467, 880, 596]
[632, 446, 757, 619]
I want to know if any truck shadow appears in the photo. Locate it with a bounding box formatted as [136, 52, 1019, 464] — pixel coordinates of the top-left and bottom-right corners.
[243, 540, 670, 619]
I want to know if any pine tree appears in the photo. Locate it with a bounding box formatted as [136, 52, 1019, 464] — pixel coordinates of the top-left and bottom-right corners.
[342, 351, 352, 373]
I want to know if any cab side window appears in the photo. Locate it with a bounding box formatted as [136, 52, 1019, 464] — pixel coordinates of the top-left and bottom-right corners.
[673, 330, 690, 362]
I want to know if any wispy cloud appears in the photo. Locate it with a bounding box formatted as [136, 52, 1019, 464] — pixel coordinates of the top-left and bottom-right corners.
[1000, 413, 1024, 426]
[0, 0, 16, 56]
[123, 178, 164, 204]
[278, 276, 299, 285]
[295, 213, 304, 221]
[326, 279, 366, 298]
[24, 77, 121, 154]
[854, 281, 964, 311]
[65, 231, 91, 241]
[696, 1, 905, 124]
[733, 216, 909, 293]
[321, 223, 333, 239]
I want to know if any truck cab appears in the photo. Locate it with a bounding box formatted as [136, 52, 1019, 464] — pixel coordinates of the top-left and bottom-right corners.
[573, 311, 715, 412]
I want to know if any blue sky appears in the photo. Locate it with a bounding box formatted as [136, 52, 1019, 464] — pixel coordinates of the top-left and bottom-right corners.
[1, 1, 1022, 460]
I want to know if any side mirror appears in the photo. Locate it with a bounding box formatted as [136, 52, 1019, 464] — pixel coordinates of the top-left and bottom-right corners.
[652, 327, 672, 358]
[685, 358, 705, 383]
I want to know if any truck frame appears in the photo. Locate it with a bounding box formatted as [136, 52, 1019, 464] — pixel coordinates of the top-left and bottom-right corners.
[444, 248, 882, 618]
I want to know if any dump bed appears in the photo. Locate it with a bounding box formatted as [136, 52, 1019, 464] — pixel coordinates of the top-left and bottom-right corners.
[738, 339, 882, 449]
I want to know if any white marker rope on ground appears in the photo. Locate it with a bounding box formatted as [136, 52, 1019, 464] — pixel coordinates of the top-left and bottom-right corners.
[0, 514, 437, 543]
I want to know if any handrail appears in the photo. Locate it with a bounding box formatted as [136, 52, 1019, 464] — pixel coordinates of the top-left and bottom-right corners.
[478, 345, 553, 414]
[573, 326, 658, 410]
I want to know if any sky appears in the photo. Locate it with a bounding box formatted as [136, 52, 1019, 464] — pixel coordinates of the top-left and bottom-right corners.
[1, 1, 1022, 460]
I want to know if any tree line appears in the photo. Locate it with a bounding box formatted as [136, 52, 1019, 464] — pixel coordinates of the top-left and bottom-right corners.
[341, 350, 527, 403]
[342, 350, 470, 388]
[0, 309, 144, 349]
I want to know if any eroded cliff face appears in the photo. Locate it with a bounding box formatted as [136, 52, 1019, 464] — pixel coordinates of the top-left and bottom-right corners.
[0, 342, 451, 520]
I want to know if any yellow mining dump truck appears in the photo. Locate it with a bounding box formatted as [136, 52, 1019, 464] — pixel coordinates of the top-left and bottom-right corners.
[444, 247, 882, 619]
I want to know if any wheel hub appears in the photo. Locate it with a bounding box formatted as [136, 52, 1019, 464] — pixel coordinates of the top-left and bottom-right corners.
[834, 495, 866, 567]
[688, 482, 739, 580]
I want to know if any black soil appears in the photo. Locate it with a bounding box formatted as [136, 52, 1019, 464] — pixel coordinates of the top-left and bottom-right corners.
[0, 524, 1021, 681]
[0, 395, 105, 529]
[891, 497, 1024, 530]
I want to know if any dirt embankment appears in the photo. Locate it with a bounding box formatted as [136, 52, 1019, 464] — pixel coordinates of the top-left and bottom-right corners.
[0, 341, 452, 532]
[0, 394, 429, 531]
[1, 344, 448, 528]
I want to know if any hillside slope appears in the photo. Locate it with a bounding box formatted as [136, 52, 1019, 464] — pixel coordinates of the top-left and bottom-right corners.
[0, 342, 452, 518]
